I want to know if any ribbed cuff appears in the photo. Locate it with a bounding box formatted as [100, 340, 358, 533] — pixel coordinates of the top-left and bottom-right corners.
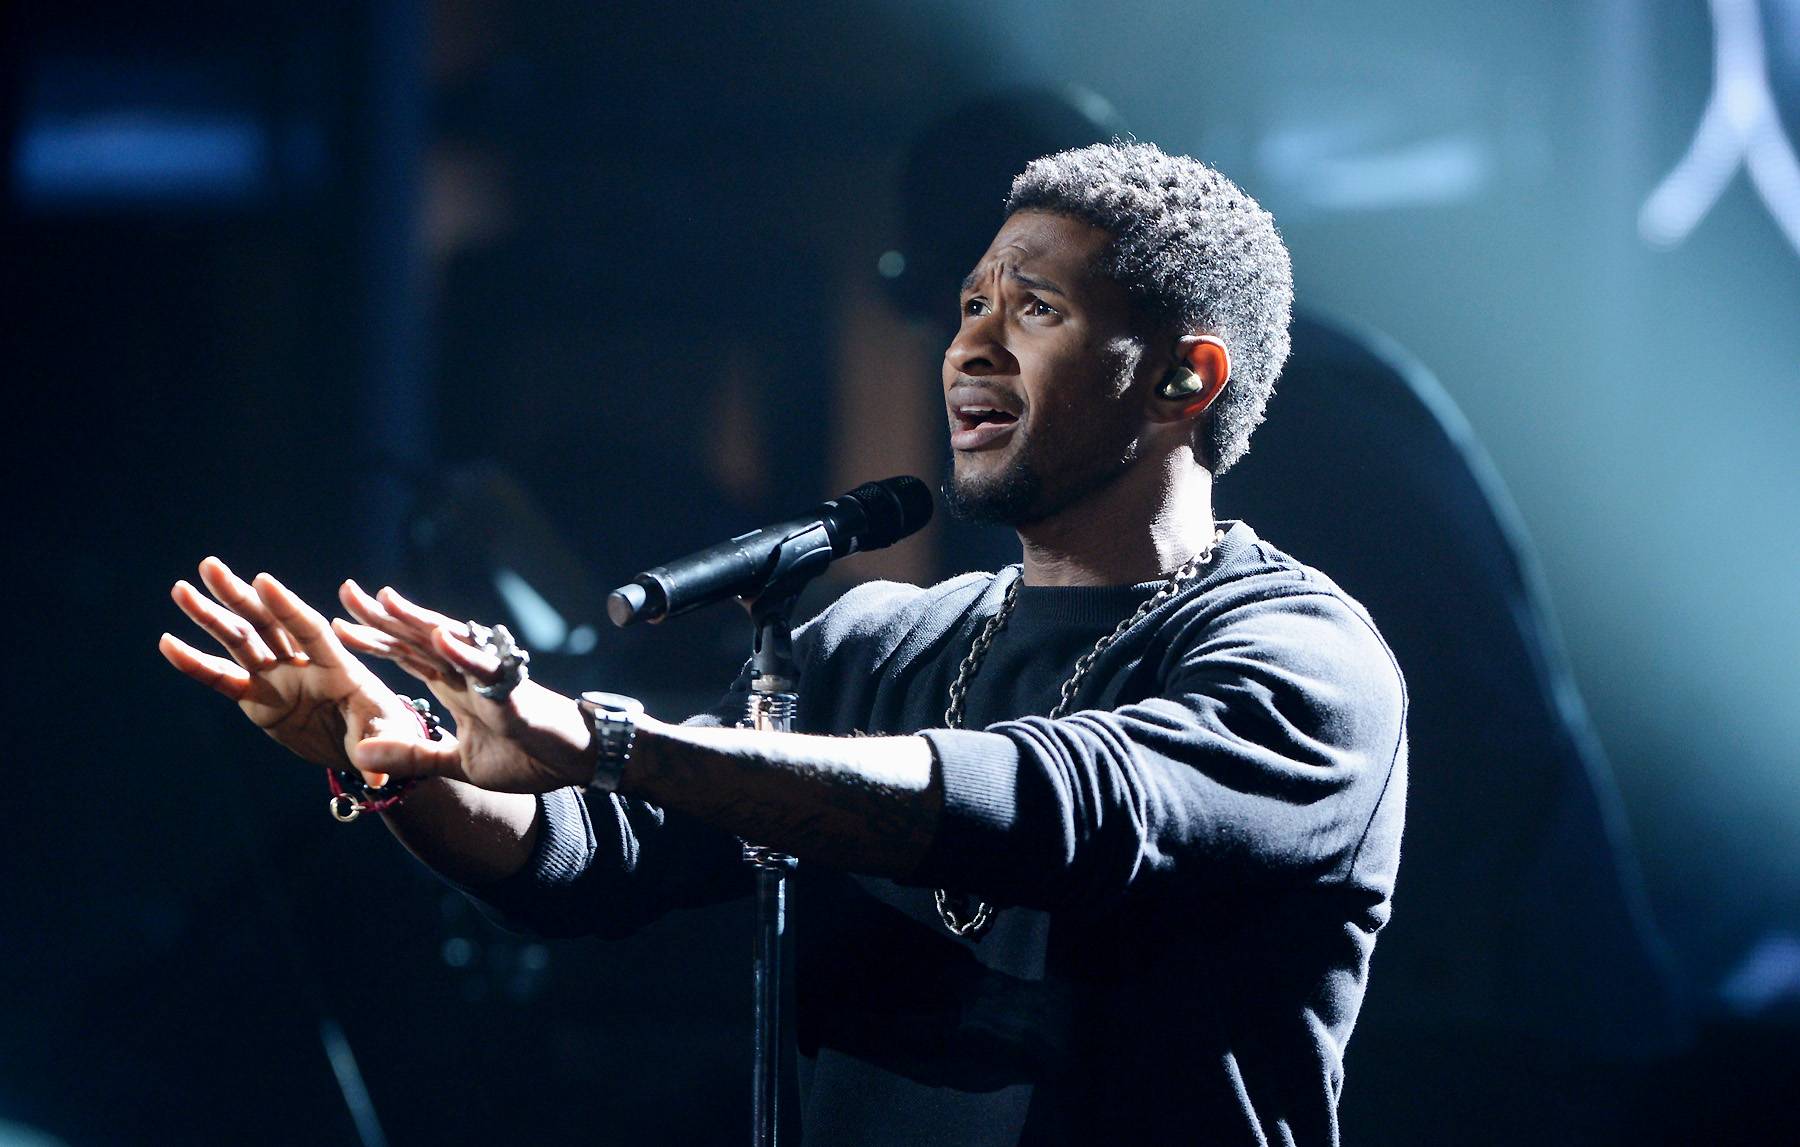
[439, 787, 596, 934]
[916, 727, 1023, 886]
[529, 786, 597, 886]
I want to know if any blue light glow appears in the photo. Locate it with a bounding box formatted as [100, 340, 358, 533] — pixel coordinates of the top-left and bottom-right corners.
[15, 113, 268, 204]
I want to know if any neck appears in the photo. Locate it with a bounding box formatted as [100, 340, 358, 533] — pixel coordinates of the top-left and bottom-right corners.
[1016, 454, 1216, 587]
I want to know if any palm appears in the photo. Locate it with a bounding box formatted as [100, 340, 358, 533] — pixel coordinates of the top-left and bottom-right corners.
[237, 656, 379, 770]
[418, 681, 576, 793]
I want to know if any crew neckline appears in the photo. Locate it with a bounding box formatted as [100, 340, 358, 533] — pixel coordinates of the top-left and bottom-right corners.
[1000, 521, 1250, 627]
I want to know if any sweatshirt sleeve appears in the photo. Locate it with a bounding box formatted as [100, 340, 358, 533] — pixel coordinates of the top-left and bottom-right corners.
[459, 681, 755, 939]
[912, 589, 1407, 914]
[459, 786, 753, 939]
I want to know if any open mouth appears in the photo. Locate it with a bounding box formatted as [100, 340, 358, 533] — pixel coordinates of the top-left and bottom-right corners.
[950, 404, 1020, 450]
[954, 406, 1018, 431]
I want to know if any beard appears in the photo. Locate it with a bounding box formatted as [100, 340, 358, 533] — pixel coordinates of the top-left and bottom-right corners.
[941, 419, 1142, 528]
[941, 451, 1044, 525]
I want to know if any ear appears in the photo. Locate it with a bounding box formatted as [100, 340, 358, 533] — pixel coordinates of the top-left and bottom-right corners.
[1147, 335, 1231, 424]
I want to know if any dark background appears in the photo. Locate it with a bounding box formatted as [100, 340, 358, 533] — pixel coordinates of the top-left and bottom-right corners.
[4, 0, 1799, 1142]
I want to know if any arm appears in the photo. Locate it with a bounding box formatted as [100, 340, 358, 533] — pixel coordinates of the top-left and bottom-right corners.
[343, 582, 948, 875]
[348, 584, 1404, 909]
[627, 720, 940, 877]
[910, 589, 1410, 913]
[632, 590, 1402, 907]
[379, 777, 542, 887]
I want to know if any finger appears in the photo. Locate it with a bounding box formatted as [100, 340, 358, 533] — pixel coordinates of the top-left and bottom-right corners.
[431, 624, 505, 685]
[159, 632, 252, 700]
[338, 581, 460, 679]
[198, 557, 299, 660]
[332, 618, 449, 683]
[171, 580, 278, 668]
[338, 578, 397, 630]
[254, 572, 348, 666]
[351, 732, 464, 782]
[351, 709, 455, 786]
[332, 617, 405, 658]
[377, 586, 473, 642]
[339, 580, 456, 670]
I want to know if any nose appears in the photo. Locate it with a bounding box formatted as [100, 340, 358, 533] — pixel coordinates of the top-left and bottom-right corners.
[944, 308, 1016, 379]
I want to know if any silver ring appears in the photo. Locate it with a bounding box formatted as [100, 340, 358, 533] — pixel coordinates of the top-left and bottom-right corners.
[465, 619, 531, 701]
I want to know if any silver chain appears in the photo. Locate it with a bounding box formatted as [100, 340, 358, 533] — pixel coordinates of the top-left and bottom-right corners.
[933, 529, 1226, 938]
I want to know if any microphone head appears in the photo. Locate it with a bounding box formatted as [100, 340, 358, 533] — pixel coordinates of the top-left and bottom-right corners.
[844, 475, 934, 551]
[607, 581, 652, 627]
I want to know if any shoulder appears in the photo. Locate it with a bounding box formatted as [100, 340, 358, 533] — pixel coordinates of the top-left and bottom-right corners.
[1186, 522, 1384, 634]
[795, 570, 999, 666]
[1171, 522, 1407, 714]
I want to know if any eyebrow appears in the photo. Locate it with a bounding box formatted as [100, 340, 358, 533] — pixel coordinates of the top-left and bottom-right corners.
[959, 266, 1068, 297]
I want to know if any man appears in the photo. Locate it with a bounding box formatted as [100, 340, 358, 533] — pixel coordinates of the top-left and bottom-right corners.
[162, 142, 1407, 1145]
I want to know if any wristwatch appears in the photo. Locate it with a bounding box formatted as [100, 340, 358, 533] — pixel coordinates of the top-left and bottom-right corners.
[577, 691, 645, 794]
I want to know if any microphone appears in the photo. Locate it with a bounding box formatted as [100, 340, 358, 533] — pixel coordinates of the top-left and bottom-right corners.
[607, 476, 934, 626]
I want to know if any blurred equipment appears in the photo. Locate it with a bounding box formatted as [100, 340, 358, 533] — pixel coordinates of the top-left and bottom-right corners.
[1640, 0, 1800, 253]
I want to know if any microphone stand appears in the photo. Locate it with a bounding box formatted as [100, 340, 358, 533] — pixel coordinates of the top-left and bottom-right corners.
[735, 524, 834, 1147]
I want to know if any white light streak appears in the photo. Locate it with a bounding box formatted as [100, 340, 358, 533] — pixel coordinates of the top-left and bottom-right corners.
[1640, 0, 1800, 253]
[492, 567, 568, 650]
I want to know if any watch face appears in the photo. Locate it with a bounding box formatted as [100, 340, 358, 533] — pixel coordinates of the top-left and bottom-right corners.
[581, 691, 644, 717]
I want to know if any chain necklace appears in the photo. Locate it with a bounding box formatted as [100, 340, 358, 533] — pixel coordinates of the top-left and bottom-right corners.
[933, 528, 1226, 938]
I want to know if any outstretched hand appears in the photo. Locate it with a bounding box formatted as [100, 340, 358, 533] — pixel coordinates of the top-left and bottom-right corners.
[159, 558, 438, 783]
[333, 582, 599, 793]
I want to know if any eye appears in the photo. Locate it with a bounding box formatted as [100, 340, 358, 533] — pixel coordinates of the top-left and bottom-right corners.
[1024, 297, 1059, 318]
[962, 296, 990, 318]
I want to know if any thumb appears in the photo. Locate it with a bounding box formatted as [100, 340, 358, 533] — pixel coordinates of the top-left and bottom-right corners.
[352, 733, 462, 781]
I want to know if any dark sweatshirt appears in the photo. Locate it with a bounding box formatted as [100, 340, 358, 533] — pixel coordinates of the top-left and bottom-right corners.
[471, 520, 1407, 1145]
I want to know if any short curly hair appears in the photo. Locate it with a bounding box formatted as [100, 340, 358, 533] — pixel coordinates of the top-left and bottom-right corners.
[1005, 141, 1293, 474]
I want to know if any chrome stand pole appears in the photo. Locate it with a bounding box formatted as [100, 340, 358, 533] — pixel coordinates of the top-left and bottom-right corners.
[740, 625, 800, 1147]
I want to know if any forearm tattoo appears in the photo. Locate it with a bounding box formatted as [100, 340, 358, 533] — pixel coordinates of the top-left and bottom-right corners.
[627, 723, 940, 876]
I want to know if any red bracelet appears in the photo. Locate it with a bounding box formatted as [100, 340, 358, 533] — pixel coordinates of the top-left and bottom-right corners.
[327, 697, 446, 823]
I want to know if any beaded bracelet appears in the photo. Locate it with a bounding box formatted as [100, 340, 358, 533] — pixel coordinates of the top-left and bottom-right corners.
[328, 696, 446, 822]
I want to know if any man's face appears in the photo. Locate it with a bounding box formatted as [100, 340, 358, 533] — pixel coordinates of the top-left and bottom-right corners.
[942, 210, 1159, 526]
